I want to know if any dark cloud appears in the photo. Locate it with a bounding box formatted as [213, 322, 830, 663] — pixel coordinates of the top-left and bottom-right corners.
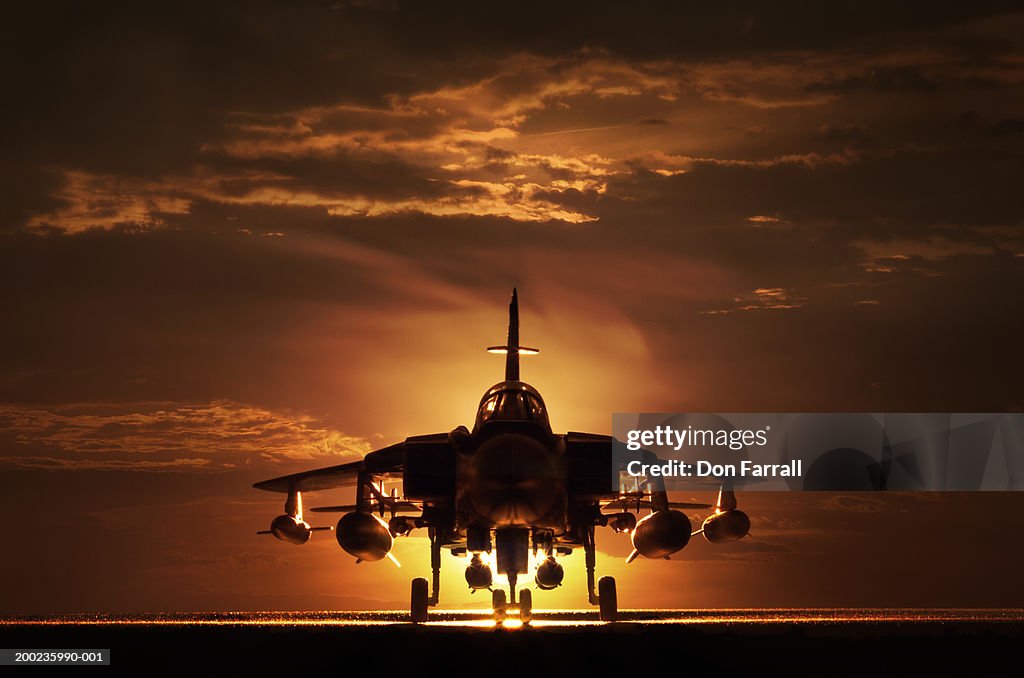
[345, 2, 1021, 58]
[0, 166, 68, 234]
[598, 146, 1023, 232]
[819, 123, 872, 145]
[807, 66, 940, 93]
[991, 117, 1024, 136]
[821, 495, 888, 512]
[201, 154, 455, 202]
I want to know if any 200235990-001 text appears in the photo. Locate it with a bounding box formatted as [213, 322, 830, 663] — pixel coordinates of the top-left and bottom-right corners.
[0, 649, 110, 666]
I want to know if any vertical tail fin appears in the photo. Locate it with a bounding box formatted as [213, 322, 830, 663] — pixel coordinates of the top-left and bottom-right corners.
[486, 287, 539, 382]
[505, 288, 520, 381]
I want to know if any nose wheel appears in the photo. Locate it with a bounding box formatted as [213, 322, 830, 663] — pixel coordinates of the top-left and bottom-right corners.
[491, 586, 533, 624]
[492, 589, 507, 623]
[519, 589, 532, 623]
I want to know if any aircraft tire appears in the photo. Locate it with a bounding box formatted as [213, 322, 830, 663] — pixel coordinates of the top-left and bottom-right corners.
[598, 576, 618, 622]
[410, 577, 429, 622]
[519, 589, 532, 624]
[492, 589, 507, 623]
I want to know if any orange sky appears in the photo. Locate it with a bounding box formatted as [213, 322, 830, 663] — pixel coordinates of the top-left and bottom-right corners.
[1, 1, 1023, 613]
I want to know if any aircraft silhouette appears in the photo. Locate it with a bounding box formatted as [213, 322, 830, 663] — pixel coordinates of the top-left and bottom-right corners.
[254, 289, 750, 622]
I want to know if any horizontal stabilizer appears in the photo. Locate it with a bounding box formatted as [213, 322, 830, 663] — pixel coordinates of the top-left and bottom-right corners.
[487, 346, 539, 355]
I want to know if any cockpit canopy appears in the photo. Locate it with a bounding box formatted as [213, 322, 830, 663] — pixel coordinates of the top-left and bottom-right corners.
[474, 381, 551, 432]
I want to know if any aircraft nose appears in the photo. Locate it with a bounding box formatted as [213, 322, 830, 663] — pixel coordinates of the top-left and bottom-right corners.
[468, 434, 557, 525]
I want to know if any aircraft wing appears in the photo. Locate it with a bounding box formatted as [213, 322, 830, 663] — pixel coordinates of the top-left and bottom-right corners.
[253, 459, 366, 493]
[252, 439, 409, 494]
[252, 433, 451, 494]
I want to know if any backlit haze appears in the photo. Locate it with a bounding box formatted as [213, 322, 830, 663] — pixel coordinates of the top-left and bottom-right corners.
[1, 1, 1022, 613]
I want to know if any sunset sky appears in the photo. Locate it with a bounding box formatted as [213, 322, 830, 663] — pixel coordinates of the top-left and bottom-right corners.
[1, 1, 1022, 613]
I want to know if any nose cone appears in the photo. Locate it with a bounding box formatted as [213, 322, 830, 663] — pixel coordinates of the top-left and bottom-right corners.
[468, 433, 557, 525]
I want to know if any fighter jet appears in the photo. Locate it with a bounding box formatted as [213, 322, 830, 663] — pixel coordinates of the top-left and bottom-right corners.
[254, 289, 750, 622]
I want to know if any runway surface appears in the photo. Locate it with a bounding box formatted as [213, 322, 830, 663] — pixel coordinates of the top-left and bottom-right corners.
[5, 607, 1024, 626]
[4, 609, 1022, 673]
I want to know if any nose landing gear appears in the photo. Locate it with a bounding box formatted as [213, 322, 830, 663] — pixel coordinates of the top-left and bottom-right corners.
[492, 589, 507, 623]
[489, 527, 535, 625]
[490, 583, 532, 625]
[519, 589, 533, 623]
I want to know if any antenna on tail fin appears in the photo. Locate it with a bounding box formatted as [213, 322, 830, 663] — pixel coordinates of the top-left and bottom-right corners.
[486, 287, 539, 382]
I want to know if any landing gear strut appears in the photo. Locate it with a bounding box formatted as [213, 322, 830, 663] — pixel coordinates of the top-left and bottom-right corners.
[583, 524, 618, 621]
[409, 527, 442, 622]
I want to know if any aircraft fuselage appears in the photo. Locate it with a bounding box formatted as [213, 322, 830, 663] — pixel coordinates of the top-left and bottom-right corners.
[457, 424, 567, 529]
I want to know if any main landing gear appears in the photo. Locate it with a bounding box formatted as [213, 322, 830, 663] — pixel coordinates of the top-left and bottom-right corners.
[584, 524, 618, 621]
[410, 577, 429, 623]
[409, 525, 618, 623]
[410, 528, 442, 623]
